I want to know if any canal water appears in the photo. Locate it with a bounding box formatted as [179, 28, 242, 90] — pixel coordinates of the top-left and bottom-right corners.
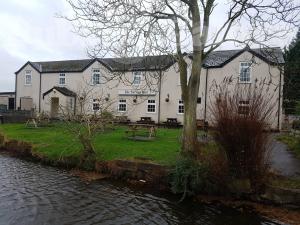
[0, 155, 282, 225]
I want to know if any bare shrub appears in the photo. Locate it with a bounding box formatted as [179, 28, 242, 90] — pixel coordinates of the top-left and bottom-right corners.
[210, 78, 275, 191]
[58, 87, 115, 170]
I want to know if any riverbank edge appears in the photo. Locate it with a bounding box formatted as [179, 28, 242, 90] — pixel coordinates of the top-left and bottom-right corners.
[1, 138, 300, 211]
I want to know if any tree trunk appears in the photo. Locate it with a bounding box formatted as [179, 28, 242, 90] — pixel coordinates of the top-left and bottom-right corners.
[182, 95, 198, 156]
[181, 53, 202, 156]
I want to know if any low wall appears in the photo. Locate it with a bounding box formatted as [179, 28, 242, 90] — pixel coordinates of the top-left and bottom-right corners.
[261, 186, 300, 208]
[96, 160, 169, 189]
[0, 110, 33, 123]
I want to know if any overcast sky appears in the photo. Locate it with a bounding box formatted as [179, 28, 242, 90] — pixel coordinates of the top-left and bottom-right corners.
[0, 0, 297, 92]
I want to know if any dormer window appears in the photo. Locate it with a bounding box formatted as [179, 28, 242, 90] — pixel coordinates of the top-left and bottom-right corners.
[239, 62, 251, 83]
[133, 71, 142, 85]
[25, 70, 32, 85]
[93, 69, 100, 85]
[59, 73, 66, 85]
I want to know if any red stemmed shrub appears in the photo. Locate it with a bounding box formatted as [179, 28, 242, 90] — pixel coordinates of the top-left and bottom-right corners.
[210, 78, 276, 191]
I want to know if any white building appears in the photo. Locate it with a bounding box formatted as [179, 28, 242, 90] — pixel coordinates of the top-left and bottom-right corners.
[0, 92, 15, 111]
[14, 47, 284, 129]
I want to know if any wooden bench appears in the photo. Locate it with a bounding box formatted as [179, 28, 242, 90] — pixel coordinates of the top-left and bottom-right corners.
[163, 118, 181, 128]
[114, 116, 131, 124]
[0, 115, 3, 124]
[136, 117, 155, 124]
[126, 123, 157, 140]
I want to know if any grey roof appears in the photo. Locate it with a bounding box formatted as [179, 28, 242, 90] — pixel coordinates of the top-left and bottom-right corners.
[28, 55, 176, 74]
[16, 47, 284, 74]
[0, 92, 15, 96]
[43, 86, 76, 98]
[202, 47, 284, 68]
[33, 59, 93, 73]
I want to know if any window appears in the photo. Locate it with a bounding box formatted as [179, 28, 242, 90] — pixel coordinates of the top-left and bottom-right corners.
[197, 97, 201, 104]
[69, 98, 74, 111]
[59, 73, 66, 85]
[25, 70, 32, 85]
[93, 69, 100, 85]
[93, 99, 100, 111]
[133, 71, 142, 85]
[147, 99, 156, 113]
[118, 99, 127, 112]
[239, 62, 251, 83]
[238, 100, 250, 115]
[178, 100, 184, 114]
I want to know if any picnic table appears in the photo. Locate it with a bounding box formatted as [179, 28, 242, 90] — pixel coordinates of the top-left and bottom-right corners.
[114, 116, 131, 124]
[163, 118, 181, 128]
[126, 123, 157, 140]
[136, 117, 155, 124]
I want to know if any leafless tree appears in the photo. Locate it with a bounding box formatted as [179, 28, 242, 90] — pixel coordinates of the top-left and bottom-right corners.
[64, 0, 299, 156]
[57, 85, 115, 168]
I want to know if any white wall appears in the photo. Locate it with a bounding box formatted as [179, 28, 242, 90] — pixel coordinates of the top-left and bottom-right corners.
[16, 64, 40, 110]
[15, 51, 283, 129]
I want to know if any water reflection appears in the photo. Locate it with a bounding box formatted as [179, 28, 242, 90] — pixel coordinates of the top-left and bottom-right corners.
[0, 155, 281, 225]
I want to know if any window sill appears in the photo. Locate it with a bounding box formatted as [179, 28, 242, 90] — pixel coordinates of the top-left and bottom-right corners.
[177, 113, 184, 115]
[24, 84, 32, 86]
[238, 81, 252, 84]
[146, 112, 156, 114]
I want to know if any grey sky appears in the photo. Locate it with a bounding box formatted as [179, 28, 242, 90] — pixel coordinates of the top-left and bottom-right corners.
[0, 0, 297, 92]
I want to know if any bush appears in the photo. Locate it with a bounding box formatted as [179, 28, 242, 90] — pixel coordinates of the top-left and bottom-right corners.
[170, 156, 211, 200]
[210, 79, 274, 192]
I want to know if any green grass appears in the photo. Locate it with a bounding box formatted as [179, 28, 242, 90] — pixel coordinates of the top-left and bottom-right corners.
[0, 123, 182, 165]
[277, 134, 300, 159]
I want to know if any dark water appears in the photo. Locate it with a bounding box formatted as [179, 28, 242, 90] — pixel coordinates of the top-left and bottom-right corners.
[0, 155, 282, 225]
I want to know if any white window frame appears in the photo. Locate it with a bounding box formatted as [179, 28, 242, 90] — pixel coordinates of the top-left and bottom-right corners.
[147, 99, 156, 113]
[118, 99, 127, 112]
[25, 70, 32, 85]
[92, 99, 100, 111]
[239, 62, 252, 83]
[92, 69, 100, 85]
[133, 71, 142, 86]
[178, 99, 184, 114]
[59, 73, 66, 85]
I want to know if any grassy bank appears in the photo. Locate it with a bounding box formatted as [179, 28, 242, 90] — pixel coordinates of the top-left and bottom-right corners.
[277, 134, 300, 159]
[0, 123, 182, 165]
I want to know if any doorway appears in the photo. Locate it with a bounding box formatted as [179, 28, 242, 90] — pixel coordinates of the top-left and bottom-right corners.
[51, 97, 59, 118]
[8, 98, 15, 110]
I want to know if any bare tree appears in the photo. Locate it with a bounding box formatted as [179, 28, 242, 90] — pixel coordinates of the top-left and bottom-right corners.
[64, 0, 299, 156]
[57, 85, 115, 169]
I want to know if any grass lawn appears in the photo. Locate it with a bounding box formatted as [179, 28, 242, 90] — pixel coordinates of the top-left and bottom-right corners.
[276, 134, 300, 159]
[0, 123, 182, 165]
